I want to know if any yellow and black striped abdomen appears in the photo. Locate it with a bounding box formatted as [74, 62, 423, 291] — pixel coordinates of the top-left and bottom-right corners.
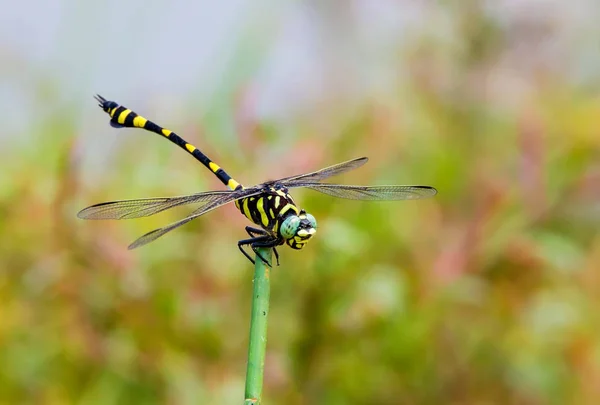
[235, 187, 299, 234]
[96, 95, 242, 191]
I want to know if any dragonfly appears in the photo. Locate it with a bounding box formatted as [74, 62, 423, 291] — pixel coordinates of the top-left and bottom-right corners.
[78, 95, 438, 266]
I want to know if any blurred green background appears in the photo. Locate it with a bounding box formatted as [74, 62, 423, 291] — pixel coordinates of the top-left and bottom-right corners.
[1, 1, 600, 404]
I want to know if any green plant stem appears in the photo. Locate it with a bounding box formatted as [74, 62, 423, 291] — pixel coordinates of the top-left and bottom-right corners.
[244, 248, 272, 405]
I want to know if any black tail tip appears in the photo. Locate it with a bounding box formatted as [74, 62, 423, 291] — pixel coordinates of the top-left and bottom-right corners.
[93, 94, 118, 111]
[93, 94, 106, 104]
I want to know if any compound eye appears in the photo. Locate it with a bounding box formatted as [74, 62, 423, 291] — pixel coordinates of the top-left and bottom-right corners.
[280, 216, 300, 239]
[305, 213, 317, 229]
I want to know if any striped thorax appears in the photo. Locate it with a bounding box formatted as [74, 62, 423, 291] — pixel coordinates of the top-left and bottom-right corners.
[235, 184, 317, 249]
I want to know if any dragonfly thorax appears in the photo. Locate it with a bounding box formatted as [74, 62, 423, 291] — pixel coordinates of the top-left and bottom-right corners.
[280, 210, 317, 250]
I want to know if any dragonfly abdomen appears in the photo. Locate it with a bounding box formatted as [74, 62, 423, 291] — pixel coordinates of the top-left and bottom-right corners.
[94, 95, 243, 191]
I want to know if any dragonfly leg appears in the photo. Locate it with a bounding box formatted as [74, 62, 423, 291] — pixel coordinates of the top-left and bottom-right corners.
[244, 227, 280, 266]
[238, 244, 256, 265]
[254, 249, 272, 267]
[250, 239, 282, 267]
[238, 235, 274, 266]
[245, 226, 268, 237]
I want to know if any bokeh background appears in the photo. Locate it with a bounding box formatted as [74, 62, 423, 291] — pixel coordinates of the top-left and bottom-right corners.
[1, 1, 600, 404]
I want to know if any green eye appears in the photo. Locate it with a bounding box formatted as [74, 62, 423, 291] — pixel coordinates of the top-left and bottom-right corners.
[305, 213, 317, 229]
[280, 216, 300, 239]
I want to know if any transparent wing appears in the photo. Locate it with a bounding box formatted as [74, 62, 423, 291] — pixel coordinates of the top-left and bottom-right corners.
[77, 190, 235, 220]
[278, 157, 368, 185]
[297, 184, 437, 200]
[127, 188, 263, 249]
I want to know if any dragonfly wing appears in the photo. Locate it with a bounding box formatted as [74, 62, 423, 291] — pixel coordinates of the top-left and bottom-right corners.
[278, 157, 368, 185]
[298, 184, 438, 200]
[128, 211, 205, 249]
[127, 188, 264, 249]
[77, 190, 235, 220]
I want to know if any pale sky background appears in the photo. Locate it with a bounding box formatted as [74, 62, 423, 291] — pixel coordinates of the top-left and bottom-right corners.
[1, 0, 598, 147]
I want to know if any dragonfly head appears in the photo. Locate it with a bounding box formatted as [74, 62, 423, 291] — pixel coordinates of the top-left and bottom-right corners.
[280, 210, 317, 250]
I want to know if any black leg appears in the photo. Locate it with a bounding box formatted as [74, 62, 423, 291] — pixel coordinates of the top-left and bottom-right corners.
[238, 243, 256, 265]
[238, 235, 273, 266]
[238, 233, 285, 267]
[242, 227, 281, 266]
[254, 248, 272, 267]
[250, 239, 283, 267]
[245, 226, 268, 238]
[272, 247, 280, 266]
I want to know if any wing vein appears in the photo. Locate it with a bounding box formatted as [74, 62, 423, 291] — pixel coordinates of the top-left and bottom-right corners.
[300, 184, 437, 200]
